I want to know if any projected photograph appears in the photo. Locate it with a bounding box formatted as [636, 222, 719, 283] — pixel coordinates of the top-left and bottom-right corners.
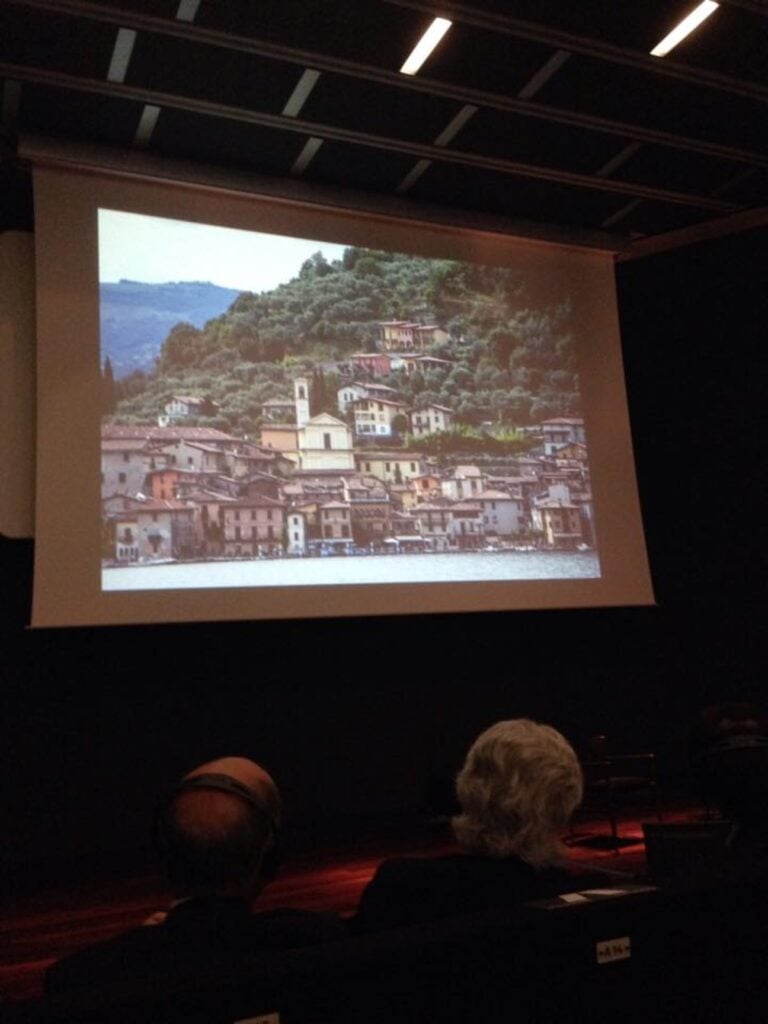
[99, 209, 600, 592]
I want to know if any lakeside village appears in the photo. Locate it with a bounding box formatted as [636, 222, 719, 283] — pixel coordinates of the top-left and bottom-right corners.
[102, 320, 595, 566]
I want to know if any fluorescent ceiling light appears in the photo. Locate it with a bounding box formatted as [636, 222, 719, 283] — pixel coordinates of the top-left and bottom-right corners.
[106, 27, 137, 84]
[175, 0, 201, 21]
[400, 17, 452, 75]
[650, 1, 719, 57]
[283, 69, 321, 118]
[433, 105, 477, 147]
[134, 105, 161, 147]
[290, 137, 323, 176]
[396, 159, 432, 194]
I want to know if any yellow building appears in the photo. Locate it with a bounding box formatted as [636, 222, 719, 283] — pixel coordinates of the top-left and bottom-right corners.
[354, 451, 424, 484]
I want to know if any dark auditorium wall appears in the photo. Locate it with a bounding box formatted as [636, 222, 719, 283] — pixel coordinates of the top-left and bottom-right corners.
[1, 225, 765, 874]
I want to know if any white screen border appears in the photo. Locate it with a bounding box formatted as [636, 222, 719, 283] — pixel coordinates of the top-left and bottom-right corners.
[32, 163, 653, 627]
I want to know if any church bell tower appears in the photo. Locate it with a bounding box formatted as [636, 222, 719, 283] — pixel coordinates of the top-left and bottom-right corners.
[294, 376, 310, 428]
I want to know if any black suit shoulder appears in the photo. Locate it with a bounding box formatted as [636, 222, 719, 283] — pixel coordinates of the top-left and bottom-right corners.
[45, 899, 345, 997]
[352, 853, 604, 932]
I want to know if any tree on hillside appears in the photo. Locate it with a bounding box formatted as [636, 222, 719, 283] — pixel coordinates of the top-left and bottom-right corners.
[409, 370, 425, 395]
[489, 327, 521, 371]
[200, 394, 218, 417]
[102, 356, 116, 415]
[311, 368, 327, 416]
[157, 322, 204, 371]
[391, 413, 409, 438]
[113, 368, 148, 405]
[300, 252, 335, 278]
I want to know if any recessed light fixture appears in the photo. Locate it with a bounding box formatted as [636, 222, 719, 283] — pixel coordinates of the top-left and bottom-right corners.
[400, 17, 452, 75]
[650, 1, 719, 57]
[106, 27, 137, 84]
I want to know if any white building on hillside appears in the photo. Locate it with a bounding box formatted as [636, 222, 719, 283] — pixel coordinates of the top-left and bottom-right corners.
[441, 465, 485, 501]
[337, 381, 399, 414]
[351, 396, 409, 437]
[286, 509, 308, 556]
[298, 413, 355, 471]
[476, 490, 523, 536]
[540, 417, 586, 455]
[410, 404, 453, 438]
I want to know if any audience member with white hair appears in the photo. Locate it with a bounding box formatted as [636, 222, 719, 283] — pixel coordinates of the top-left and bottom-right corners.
[353, 719, 600, 931]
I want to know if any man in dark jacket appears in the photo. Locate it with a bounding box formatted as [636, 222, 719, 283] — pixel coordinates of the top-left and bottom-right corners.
[45, 756, 343, 995]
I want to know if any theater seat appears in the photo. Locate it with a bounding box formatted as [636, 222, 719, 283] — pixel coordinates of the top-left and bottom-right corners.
[7, 881, 768, 1023]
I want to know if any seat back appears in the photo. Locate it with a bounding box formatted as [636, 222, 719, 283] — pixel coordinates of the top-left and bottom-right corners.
[643, 820, 732, 888]
[10, 882, 768, 1024]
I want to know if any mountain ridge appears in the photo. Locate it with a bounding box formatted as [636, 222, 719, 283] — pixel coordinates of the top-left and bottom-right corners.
[100, 279, 242, 374]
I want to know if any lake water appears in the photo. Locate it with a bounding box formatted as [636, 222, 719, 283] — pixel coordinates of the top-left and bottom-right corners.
[103, 550, 601, 591]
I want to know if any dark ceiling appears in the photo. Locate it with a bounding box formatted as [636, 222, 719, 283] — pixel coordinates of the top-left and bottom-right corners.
[1, 0, 767, 246]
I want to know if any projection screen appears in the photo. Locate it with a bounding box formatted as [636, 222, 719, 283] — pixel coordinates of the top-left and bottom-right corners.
[31, 160, 653, 627]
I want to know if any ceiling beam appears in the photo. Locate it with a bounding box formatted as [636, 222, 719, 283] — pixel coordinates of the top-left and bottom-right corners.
[5, 0, 768, 170]
[385, 0, 768, 104]
[0, 59, 739, 213]
[19, 133, 631, 253]
[721, 0, 768, 16]
[517, 50, 570, 100]
[619, 205, 768, 261]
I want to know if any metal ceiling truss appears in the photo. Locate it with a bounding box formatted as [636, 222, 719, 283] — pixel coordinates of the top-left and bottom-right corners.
[4, 0, 767, 175]
[0, 60, 739, 213]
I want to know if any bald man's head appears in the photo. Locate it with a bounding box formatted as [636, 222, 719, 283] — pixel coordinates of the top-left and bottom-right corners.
[156, 757, 281, 900]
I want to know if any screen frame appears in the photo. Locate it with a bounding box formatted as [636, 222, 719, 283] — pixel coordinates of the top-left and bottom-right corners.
[31, 160, 653, 628]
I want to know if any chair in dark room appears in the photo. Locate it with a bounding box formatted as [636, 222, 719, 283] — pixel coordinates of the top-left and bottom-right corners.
[568, 735, 662, 849]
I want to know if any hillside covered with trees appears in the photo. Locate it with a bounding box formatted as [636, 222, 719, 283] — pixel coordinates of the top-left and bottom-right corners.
[103, 247, 582, 441]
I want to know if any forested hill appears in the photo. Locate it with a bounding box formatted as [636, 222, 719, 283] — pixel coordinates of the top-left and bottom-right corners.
[107, 247, 582, 438]
[100, 279, 241, 374]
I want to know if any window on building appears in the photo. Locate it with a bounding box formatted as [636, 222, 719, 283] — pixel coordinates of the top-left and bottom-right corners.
[118, 472, 126, 484]
[324, 433, 331, 450]
[123, 452, 130, 462]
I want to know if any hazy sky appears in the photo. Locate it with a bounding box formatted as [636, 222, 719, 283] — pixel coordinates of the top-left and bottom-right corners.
[98, 208, 350, 292]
